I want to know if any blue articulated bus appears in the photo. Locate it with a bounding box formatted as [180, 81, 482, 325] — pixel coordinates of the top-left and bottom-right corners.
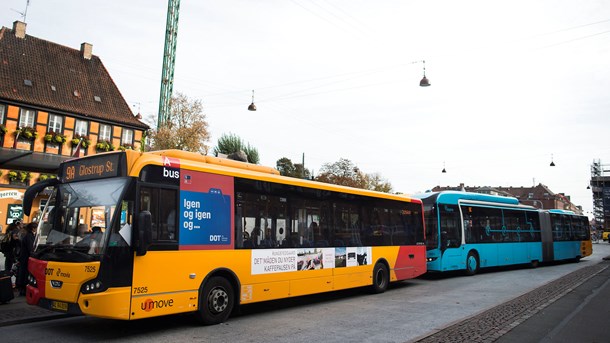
[414, 191, 592, 275]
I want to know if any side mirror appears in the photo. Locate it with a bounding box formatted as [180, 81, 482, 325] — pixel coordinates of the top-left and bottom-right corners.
[23, 178, 60, 216]
[136, 211, 152, 256]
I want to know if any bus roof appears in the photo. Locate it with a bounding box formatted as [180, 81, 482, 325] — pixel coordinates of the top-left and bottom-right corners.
[120, 149, 421, 204]
[412, 191, 520, 206]
[547, 209, 577, 215]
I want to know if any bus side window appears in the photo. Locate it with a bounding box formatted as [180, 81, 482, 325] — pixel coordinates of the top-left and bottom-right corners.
[159, 189, 177, 240]
[139, 187, 178, 242]
[139, 187, 159, 241]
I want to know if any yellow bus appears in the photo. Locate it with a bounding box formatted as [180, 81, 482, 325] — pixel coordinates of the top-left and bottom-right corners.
[23, 150, 426, 324]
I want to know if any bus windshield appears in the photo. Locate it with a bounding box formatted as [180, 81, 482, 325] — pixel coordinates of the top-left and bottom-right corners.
[35, 178, 130, 261]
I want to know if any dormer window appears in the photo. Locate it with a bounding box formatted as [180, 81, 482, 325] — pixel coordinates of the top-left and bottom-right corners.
[51, 85, 56, 91]
[24, 79, 32, 87]
[94, 96, 101, 102]
[73, 90, 80, 97]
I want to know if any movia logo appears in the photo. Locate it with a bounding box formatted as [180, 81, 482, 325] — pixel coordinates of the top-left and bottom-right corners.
[141, 298, 175, 312]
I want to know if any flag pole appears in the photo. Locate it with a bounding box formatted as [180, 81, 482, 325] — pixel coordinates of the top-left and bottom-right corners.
[12, 127, 20, 149]
[72, 137, 83, 157]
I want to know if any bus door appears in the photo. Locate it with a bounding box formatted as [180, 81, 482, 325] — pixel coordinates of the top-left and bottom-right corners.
[539, 212, 554, 262]
[132, 184, 184, 319]
[438, 204, 462, 271]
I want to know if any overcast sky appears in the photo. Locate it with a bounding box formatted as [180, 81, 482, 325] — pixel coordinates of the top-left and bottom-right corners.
[2, 1, 609, 215]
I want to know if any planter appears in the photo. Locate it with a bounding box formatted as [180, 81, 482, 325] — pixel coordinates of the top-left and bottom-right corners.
[71, 135, 91, 149]
[44, 131, 67, 145]
[96, 140, 115, 152]
[7, 170, 31, 183]
[119, 144, 134, 151]
[14, 127, 38, 141]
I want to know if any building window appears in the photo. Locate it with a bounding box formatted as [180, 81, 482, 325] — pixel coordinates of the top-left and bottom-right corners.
[99, 124, 112, 141]
[19, 108, 36, 128]
[121, 128, 133, 145]
[74, 119, 88, 136]
[48, 114, 63, 133]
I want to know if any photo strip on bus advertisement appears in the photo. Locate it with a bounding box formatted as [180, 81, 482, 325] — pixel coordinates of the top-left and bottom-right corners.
[251, 247, 372, 275]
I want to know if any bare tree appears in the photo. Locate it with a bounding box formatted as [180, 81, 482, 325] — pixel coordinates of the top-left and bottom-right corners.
[147, 92, 211, 154]
[366, 172, 393, 193]
[315, 158, 368, 189]
[315, 158, 393, 192]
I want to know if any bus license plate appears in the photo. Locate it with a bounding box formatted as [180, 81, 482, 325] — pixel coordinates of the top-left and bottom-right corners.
[51, 301, 68, 311]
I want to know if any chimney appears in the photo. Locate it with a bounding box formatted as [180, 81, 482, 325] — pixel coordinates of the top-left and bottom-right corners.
[81, 42, 93, 60]
[13, 21, 26, 39]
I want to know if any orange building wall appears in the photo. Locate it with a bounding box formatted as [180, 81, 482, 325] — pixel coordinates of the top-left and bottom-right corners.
[1, 99, 146, 228]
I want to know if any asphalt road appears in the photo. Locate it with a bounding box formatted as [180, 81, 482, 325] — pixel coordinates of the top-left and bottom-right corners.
[2, 243, 609, 343]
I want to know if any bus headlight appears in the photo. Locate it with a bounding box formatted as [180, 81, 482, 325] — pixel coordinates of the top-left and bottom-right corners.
[27, 274, 38, 287]
[426, 257, 438, 262]
[81, 280, 104, 294]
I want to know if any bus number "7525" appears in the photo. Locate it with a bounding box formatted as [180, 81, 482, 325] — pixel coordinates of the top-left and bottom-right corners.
[133, 287, 148, 294]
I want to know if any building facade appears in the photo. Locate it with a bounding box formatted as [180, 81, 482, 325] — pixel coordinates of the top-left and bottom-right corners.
[0, 21, 149, 231]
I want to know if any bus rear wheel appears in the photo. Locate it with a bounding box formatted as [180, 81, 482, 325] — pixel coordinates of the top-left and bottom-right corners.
[196, 276, 234, 325]
[370, 262, 389, 294]
[465, 252, 479, 276]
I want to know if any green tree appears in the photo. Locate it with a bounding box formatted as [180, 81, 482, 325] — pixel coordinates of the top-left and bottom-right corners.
[213, 133, 260, 164]
[276, 157, 312, 178]
[147, 92, 211, 154]
[276, 157, 296, 176]
[294, 163, 312, 179]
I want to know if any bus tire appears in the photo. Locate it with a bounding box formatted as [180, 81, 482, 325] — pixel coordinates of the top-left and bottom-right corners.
[465, 251, 479, 276]
[530, 260, 539, 268]
[370, 262, 389, 294]
[196, 276, 234, 325]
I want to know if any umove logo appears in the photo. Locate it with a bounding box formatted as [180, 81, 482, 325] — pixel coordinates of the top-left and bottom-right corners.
[141, 298, 174, 312]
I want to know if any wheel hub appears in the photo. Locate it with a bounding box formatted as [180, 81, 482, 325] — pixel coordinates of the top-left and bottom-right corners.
[209, 288, 228, 314]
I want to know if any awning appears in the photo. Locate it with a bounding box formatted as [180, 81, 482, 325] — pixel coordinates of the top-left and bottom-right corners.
[0, 147, 72, 173]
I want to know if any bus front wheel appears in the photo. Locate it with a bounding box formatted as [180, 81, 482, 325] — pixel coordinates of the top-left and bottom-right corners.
[370, 262, 389, 294]
[196, 276, 234, 325]
[465, 252, 479, 276]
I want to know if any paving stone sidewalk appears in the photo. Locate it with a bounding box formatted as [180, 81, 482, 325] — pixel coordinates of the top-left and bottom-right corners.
[0, 288, 71, 327]
[411, 261, 609, 343]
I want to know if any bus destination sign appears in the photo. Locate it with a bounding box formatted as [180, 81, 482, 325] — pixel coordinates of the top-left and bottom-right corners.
[60, 153, 126, 182]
